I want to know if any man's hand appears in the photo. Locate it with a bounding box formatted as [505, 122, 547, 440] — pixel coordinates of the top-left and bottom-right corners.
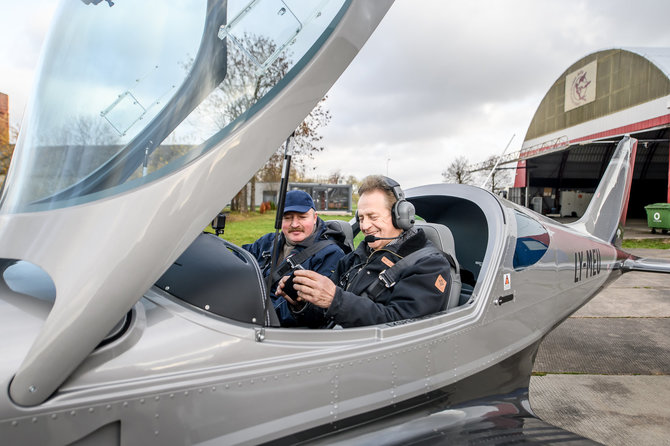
[276, 275, 298, 305]
[289, 269, 336, 309]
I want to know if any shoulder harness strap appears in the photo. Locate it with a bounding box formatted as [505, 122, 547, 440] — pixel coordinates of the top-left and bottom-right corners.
[270, 239, 336, 283]
[363, 246, 455, 300]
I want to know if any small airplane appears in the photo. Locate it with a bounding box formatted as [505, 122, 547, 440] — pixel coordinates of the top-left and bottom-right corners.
[1, 1, 668, 444]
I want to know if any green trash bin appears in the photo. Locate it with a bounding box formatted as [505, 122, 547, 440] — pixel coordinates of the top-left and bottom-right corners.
[644, 203, 670, 234]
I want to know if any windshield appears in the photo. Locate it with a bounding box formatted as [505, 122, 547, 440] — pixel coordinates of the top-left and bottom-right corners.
[0, 0, 348, 213]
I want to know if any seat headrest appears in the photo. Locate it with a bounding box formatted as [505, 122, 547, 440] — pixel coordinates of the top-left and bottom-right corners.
[325, 219, 355, 252]
[414, 221, 462, 310]
[414, 221, 456, 259]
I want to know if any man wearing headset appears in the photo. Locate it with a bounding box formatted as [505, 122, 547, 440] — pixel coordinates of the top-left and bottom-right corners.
[278, 175, 453, 328]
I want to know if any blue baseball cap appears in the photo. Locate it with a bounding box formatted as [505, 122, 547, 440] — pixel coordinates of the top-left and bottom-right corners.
[284, 190, 315, 214]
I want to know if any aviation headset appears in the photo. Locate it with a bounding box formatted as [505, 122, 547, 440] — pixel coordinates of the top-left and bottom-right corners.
[357, 176, 415, 231]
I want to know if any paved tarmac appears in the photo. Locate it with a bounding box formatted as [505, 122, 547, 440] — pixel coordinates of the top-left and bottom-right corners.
[529, 219, 670, 445]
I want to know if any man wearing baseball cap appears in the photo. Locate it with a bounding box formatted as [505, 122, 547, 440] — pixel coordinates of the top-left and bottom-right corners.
[243, 190, 348, 326]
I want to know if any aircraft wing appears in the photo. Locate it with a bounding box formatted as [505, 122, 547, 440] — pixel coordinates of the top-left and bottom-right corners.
[623, 256, 670, 273]
[287, 392, 600, 446]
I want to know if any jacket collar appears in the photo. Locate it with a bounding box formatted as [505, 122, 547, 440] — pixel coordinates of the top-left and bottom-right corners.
[395, 228, 427, 257]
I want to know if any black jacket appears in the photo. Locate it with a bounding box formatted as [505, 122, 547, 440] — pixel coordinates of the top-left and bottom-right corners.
[243, 218, 347, 326]
[293, 228, 452, 328]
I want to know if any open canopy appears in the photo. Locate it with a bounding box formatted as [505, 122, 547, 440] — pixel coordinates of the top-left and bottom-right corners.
[1, 0, 348, 213]
[0, 0, 400, 408]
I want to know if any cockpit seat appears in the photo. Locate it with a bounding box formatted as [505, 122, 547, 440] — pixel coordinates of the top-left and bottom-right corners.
[324, 219, 355, 253]
[414, 221, 462, 310]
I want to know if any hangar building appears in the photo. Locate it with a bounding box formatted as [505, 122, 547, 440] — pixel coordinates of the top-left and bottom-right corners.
[508, 48, 670, 219]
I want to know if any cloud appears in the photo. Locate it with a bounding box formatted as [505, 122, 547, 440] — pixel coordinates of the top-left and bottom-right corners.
[4, 0, 670, 189]
[0, 1, 57, 122]
[309, 0, 670, 188]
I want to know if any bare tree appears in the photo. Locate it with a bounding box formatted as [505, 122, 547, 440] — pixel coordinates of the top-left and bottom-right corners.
[345, 175, 360, 188]
[189, 33, 288, 212]
[326, 169, 344, 184]
[442, 156, 473, 184]
[252, 95, 331, 193]
[288, 96, 331, 168]
[477, 155, 512, 194]
[66, 115, 120, 146]
[212, 34, 330, 210]
[181, 33, 331, 211]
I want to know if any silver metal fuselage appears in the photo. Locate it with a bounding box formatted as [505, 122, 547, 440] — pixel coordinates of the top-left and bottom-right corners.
[0, 182, 624, 445]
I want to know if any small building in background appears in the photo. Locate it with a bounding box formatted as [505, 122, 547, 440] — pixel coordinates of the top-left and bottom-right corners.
[253, 181, 353, 213]
[288, 183, 353, 213]
[254, 182, 280, 206]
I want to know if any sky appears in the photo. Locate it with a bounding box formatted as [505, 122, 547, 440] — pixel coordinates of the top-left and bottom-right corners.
[2, 0, 670, 188]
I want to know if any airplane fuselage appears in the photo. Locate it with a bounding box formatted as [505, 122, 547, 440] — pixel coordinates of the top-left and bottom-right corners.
[0, 184, 627, 445]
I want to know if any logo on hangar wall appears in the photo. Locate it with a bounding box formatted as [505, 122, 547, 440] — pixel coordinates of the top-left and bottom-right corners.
[564, 59, 597, 112]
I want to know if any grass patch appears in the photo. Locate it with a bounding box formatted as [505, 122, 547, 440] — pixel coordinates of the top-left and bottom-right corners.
[622, 238, 670, 250]
[206, 211, 356, 247]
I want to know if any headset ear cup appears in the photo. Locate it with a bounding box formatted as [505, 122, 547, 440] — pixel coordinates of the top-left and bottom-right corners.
[392, 199, 415, 230]
[405, 201, 416, 228]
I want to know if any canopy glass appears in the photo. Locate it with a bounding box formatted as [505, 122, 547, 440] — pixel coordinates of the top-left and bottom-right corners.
[0, 0, 348, 213]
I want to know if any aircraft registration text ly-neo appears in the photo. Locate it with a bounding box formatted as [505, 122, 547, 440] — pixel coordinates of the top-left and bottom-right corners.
[574, 249, 601, 282]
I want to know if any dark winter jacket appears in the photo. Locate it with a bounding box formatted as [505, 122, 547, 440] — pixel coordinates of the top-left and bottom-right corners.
[243, 218, 347, 326]
[292, 228, 452, 328]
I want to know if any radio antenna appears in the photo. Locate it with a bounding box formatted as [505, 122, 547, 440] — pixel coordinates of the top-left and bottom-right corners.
[481, 134, 515, 190]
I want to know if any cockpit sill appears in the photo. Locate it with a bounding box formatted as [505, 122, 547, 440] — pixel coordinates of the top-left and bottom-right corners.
[147, 285, 480, 344]
[144, 185, 506, 341]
